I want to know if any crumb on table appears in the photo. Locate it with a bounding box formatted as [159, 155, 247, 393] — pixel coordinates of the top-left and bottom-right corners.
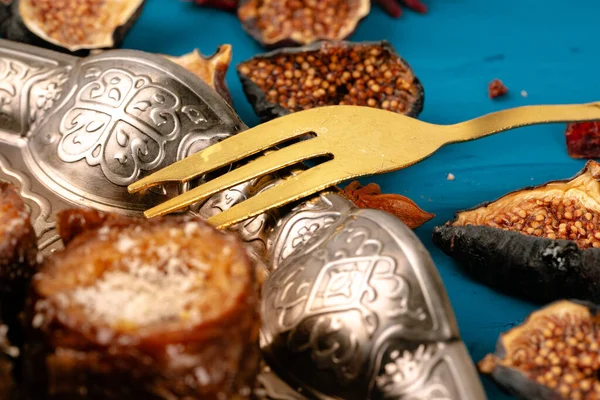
[488, 79, 508, 99]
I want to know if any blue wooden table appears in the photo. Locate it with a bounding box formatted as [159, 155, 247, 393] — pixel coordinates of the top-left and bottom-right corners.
[123, 1, 600, 398]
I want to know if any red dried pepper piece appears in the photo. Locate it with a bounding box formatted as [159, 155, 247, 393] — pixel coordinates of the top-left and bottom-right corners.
[375, 0, 428, 18]
[341, 181, 434, 229]
[488, 79, 508, 99]
[565, 122, 600, 159]
[194, 0, 238, 12]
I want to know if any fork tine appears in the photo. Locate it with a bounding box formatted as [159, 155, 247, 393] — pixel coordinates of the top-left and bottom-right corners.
[142, 138, 329, 218]
[204, 163, 353, 229]
[128, 114, 323, 194]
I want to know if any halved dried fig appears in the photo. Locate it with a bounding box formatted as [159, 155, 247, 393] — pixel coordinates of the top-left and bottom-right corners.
[565, 122, 600, 159]
[164, 46, 234, 105]
[237, 0, 370, 48]
[5, 0, 145, 53]
[340, 181, 434, 229]
[432, 161, 600, 303]
[22, 209, 260, 399]
[479, 300, 600, 400]
[237, 40, 424, 122]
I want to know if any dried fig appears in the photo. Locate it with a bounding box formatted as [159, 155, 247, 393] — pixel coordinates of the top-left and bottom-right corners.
[432, 160, 600, 304]
[237, 0, 370, 48]
[480, 300, 600, 399]
[237, 40, 424, 122]
[1, 0, 145, 53]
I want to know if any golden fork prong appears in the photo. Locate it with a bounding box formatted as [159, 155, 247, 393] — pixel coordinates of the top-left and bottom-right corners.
[142, 139, 329, 218]
[127, 116, 320, 194]
[206, 163, 351, 229]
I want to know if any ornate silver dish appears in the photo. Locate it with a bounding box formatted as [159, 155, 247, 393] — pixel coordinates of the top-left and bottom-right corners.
[0, 39, 486, 399]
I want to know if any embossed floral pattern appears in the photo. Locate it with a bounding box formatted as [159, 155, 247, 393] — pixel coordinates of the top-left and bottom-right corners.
[291, 223, 320, 249]
[375, 344, 452, 399]
[378, 345, 436, 388]
[56, 68, 217, 186]
[35, 82, 62, 111]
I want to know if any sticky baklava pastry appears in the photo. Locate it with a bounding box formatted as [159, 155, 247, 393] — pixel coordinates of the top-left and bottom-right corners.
[0, 181, 38, 340]
[22, 210, 261, 399]
[0, 324, 18, 399]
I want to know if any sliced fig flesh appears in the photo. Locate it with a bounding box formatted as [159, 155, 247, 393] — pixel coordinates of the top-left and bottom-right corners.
[452, 161, 600, 249]
[480, 300, 600, 400]
[432, 161, 600, 304]
[18, 0, 145, 52]
[237, 40, 424, 122]
[237, 0, 370, 48]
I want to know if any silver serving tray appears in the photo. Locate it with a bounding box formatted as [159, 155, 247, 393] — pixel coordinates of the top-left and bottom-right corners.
[0, 39, 486, 400]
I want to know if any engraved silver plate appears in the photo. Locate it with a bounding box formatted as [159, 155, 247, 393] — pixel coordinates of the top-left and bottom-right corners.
[0, 38, 244, 256]
[0, 39, 486, 399]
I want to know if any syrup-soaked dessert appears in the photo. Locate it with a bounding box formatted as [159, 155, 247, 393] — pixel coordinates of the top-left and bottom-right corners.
[0, 324, 18, 399]
[0, 181, 38, 340]
[22, 209, 261, 399]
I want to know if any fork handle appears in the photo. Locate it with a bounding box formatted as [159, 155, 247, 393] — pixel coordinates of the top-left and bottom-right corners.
[444, 102, 600, 143]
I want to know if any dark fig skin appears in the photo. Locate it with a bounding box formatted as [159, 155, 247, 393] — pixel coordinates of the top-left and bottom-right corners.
[480, 299, 600, 400]
[485, 366, 563, 400]
[432, 225, 600, 304]
[238, 40, 425, 123]
[432, 163, 600, 304]
[0, 0, 145, 56]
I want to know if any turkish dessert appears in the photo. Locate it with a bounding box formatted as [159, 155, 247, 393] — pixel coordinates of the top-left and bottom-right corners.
[164, 46, 234, 105]
[1, 0, 145, 53]
[21, 209, 261, 399]
[479, 300, 600, 400]
[565, 122, 600, 159]
[433, 161, 600, 303]
[237, 40, 424, 122]
[0, 181, 38, 343]
[341, 181, 434, 228]
[237, 0, 370, 48]
[0, 324, 18, 400]
[488, 78, 508, 99]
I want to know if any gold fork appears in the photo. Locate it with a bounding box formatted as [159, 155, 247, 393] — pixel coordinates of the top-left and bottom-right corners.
[128, 103, 600, 229]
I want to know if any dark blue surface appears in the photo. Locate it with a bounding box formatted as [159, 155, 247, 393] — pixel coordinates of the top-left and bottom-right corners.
[123, 1, 600, 398]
